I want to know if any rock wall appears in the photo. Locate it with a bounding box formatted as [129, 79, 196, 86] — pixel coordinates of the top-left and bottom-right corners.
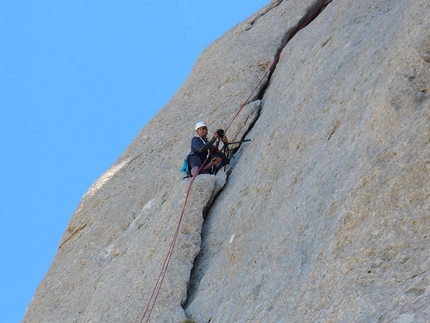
[23, 0, 429, 322]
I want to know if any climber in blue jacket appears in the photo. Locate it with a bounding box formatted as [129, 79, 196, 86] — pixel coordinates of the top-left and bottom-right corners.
[188, 121, 228, 177]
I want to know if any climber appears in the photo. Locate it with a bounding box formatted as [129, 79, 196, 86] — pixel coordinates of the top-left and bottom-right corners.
[188, 121, 229, 177]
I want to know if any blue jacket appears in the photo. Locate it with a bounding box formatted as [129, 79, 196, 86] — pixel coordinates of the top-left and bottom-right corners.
[190, 136, 216, 161]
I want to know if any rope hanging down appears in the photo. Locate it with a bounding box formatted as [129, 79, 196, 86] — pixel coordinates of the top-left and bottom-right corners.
[139, 145, 217, 323]
[139, 173, 197, 323]
[139, 1, 332, 321]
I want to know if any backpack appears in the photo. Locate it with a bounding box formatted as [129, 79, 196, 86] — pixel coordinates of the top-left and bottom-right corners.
[180, 157, 190, 175]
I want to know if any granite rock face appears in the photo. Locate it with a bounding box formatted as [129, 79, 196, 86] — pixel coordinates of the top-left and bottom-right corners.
[24, 0, 429, 322]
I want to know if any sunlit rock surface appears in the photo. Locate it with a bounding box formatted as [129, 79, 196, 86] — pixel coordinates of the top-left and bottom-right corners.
[24, 0, 429, 322]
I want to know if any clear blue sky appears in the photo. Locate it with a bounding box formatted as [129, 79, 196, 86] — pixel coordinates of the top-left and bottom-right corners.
[0, 1, 268, 322]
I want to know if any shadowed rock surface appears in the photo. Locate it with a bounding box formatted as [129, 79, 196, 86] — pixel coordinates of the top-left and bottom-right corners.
[23, 0, 429, 322]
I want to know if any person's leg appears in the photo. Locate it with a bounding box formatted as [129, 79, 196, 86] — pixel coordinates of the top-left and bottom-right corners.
[206, 152, 229, 174]
[203, 156, 222, 171]
[188, 155, 202, 177]
[191, 166, 199, 177]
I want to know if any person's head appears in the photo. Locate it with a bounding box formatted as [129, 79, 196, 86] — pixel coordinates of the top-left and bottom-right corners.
[195, 121, 208, 137]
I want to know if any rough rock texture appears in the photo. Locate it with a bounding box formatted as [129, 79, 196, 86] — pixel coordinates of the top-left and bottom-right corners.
[24, 0, 429, 322]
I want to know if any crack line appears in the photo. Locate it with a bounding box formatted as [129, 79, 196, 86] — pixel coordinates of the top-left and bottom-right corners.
[183, 0, 334, 313]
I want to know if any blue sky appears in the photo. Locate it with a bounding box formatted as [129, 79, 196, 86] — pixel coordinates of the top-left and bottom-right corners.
[0, 1, 269, 322]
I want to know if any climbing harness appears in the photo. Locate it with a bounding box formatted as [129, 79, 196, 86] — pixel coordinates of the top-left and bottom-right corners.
[181, 135, 226, 178]
[139, 1, 332, 321]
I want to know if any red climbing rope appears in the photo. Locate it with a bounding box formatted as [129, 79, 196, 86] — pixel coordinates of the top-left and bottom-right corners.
[139, 1, 332, 321]
[139, 178, 194, 323]
[139, 154, 211, 323]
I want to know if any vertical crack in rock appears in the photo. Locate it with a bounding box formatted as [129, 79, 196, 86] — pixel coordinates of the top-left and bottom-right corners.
[59, 223, 87, 249]
[22, 0, 430, 321]
[257, 0, 333, 102]
[183, 0, 333, 312]
[246, 0, 283, 29]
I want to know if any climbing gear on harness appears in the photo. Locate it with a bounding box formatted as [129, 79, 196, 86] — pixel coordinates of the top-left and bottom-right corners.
[181, 128, 229, 178]
[180, 131, 251, 177]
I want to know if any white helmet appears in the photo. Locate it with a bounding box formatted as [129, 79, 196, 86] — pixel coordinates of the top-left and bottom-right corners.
[195, 121, 207, 130]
